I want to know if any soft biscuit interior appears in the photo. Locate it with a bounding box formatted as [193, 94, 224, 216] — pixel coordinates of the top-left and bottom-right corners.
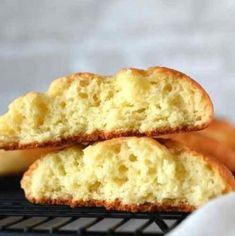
[21, 138, 230, 210]
[0, 67, 212, 147]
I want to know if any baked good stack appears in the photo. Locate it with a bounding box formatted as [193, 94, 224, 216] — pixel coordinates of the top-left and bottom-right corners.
[0, 66, 234, 212]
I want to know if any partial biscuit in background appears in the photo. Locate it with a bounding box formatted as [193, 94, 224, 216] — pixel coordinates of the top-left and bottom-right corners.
[21, 137, 234, 213]
[164, 118, 235, 172]
[201, 118, 235, 150]
[0, 66, 213, 150]
[164, 133, 235, 172]
[0, 148, 58, 176]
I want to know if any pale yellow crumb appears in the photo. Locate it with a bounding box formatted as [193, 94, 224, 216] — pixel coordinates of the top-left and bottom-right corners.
[21, 137, 233, 209]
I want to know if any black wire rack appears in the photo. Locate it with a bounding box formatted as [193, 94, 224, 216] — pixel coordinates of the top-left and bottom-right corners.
[0, 177, 188, 236]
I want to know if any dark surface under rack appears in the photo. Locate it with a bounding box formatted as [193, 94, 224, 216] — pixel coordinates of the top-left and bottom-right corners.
[0, 177, 188, 236]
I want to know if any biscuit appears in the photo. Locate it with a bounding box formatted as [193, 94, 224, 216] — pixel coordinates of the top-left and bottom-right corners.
[0, 67, 213, 150]
[164, 133, 235, 172]
[21, 137, 235, 212]
[201, 118, 235, 150]
[0, 148, 58, 176]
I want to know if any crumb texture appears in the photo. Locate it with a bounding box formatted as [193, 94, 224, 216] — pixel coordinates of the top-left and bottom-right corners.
[21, 137, 233, 211]
[0, 67, 212, 148]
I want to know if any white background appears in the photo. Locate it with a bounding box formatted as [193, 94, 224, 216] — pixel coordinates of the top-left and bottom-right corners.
[1, 0, 235, 121]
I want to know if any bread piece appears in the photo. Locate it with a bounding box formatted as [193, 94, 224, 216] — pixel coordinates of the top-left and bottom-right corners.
[0, 67, 213, 150]
[0, 148, 57, 176]
[164, 133, 235, 172]
[21, 137, 235, 213]
[201, 118, 235, 150]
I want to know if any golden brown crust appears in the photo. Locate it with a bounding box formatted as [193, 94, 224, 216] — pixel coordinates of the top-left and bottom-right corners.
[25, 197, 196, 213]
[158, 137, 235, 190]
[1, 125, 209, 150]
[0, 66, 213, 150]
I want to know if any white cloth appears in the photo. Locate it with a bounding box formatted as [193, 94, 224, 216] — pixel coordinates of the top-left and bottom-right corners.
[168, 193, 235, 236]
